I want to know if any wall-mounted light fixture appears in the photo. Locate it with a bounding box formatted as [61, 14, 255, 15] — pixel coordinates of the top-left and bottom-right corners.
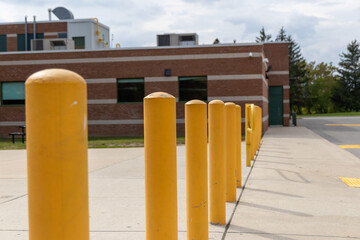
[164, 69, 171, 76]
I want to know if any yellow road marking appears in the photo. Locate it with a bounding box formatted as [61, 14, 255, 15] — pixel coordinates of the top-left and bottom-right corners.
[338, 145, 360, 149]
[325, 124, 360, 126]
[340, 177, 360, 187]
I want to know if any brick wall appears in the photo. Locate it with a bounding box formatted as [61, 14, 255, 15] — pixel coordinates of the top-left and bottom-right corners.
[0, 43, 289, 137]
[264, 43, 290, 126]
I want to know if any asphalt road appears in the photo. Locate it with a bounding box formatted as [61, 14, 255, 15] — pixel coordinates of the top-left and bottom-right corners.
[298, 116, 360, 159]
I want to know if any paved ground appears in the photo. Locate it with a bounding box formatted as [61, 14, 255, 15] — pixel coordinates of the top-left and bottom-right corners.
[226, 127, 360, 239]
[1, 126, 360, 239]
[298, 116, 360, 158]
[0, 142, 252, 240]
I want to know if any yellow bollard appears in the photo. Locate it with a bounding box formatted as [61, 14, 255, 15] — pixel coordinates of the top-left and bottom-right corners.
[246, 128, 252, 167]
[245, 104, 252, 167]
[185, 100, 208, 240]
[144, 92, 177, 240]
[255, 106, 261, 151]
[259, 107, 262, 145]
[224, 102, 236, 202]
[253, 106, 258, 152]
[208, 100, 226, 225]
[26, 69, 89, 240]
[235, 105, 242, 187]
[250, 104, 256, 160]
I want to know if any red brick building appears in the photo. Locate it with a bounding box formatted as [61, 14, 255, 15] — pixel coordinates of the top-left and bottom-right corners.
[0, 21, 289, 137]
[0, 42, 289, 137]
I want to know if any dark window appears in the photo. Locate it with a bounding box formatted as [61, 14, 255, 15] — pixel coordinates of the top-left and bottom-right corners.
[73, 37, 85, 49]
[0, 35, 7, 52]
[179, 76, 207, 102]
[117, 78, 144, 103]
[17, 33, 44, 51]
[58, 32, 67, 38]
[158, 35, 170, 46]
[1, 82, 25, 105]
[180, 35, 195, 41]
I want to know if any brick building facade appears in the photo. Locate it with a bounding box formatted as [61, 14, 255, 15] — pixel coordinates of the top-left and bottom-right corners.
[0, 42, 289, 137]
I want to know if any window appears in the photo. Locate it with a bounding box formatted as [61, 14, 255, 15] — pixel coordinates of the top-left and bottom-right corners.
[158, 34, 170, 46]
[58, 32, 67, 38]
[179, 35, 196, 46]
[0, 35, 6, 52]
[17, 33, 44, 51]
[179, 76, 207, 102]
[117, 78, 144, 103]
[73, 37, 85, 49]
[1, 82, 25, 105]
[180, 35, 195, 42]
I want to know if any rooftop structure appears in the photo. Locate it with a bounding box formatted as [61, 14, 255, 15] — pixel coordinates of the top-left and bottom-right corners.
[0, 9, 110, 52]
[157, 33, 199, 47]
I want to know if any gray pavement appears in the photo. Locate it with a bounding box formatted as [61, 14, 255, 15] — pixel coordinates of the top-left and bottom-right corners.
[298, 116, 360, 158]
[0, 142, 252, 240]
[226, 127, 360, 239]
[1, 126, 360, 239]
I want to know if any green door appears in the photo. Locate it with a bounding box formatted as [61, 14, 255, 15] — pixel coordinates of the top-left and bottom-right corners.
[269, 86, 283, 125]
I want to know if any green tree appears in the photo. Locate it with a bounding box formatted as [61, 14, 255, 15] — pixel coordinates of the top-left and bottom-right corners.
[275, 27, 287, 42]
[305, 62, 337, 113]
[255, 26, 272, 43]
[257, 26, 310, 114]
[213, 38, 220, 44]
[333, 39, 360, 111]
[287, 35, 309, 114]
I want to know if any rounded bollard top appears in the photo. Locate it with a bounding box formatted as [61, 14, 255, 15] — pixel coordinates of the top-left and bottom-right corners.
[225, 102, 235, 106]
[209, 99, 224, 105]
[144, 92, 175, 99]
[235, 105, 241, 109]
[185, 99, 206, 105]
[25, 68, 86, 86]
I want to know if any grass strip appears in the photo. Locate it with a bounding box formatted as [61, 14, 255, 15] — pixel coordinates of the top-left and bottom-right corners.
[0, 136, 186, 150]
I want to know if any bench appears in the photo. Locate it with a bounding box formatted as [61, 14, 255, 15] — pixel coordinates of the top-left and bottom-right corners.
[9, 126, 26, 144]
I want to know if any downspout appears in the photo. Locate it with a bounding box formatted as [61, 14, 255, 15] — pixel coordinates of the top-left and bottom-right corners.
[33, 16, 36, 41]
[25, 16, 28, 51]
[48, 8, 52, 21]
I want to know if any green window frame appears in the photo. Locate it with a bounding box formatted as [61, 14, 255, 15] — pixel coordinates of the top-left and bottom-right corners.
[73, 37, 85, 49]
[179, 76, 207, 102]
[1, 82, 25, 105]
[0, 35, 7, 52]
[117, 78, 144, 103]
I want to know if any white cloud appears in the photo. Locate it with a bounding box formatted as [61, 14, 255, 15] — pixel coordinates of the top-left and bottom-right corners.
[0, 0, 359, 64]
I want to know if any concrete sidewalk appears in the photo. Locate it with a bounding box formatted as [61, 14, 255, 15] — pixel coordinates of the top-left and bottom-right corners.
[0, 139, 251, 239]
[1, 126, 360, 239]
[225, 127, 360, 239]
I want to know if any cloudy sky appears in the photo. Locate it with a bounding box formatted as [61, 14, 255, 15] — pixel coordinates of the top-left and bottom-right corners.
[0, 0, 359, 65]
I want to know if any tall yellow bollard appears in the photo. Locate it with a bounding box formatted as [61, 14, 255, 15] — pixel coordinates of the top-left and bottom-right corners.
[26, 69, 89, 240]
[224, 102, 236, 202]
[253, 106, 258, 153]
[245, 104, 252, 167]
[250, 104, 256, 160]
[144, 92, 177, 240]
[259, 107, 262, 145]
[208, 100, 226, 225]
[255, 106, 261, 151]
[235, 105, 242, 187]
[185, 100, 208, 240]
